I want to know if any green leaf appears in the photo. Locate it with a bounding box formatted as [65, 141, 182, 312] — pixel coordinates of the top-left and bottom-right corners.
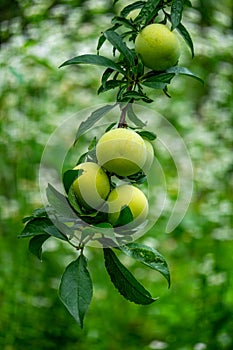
[143, 72, 175, 83]
[67, 185, 83, 215]
[44, 225, 69, 242]
[101, 67, 114, 87]
[121, 90, 153, 103]
[46, 183, 75, 218]
[104, 248, 157, 305]
[29, 234, 50, 260]
[22, 216, 35, 223]
[22, 207, 48, 223]
[59, 54, 125, 75]
[81, 223, 116, 244]
[120, 1, 145, 17]
[121, 30, 136, 42]
[67, 186, 101, 222]
[105, 122, 117, 133]
[103, 31, 135, 66]
[117, 85, 128, 101]
[98, 80, 123, 94]
[127, 104, 146, 127]
[59, 254, 93, 328]
[114, 205, 134, 227]
[176, 22, 194, 57]
[126, 171, 147, 184]
[97, 23, 120, 52]
[135, 0, 161, 24]
[32, 207, 48, 218]
[112, 16, 137, 30]
[18, 217, 53, 238]
[184, 0, 192, 6]
[166, 66, 204, 84]
[171, 0, 183, 30]
[142, 81, 167, 90]
[97, 34, 106, 52]
[119, 243, 170, 287]
[88, 136, 97, 151]
[76, 152, 88, 166]
[136, 130, 157, 140]
[166, 11, 194, 57]
[63, 169, 83, 194]
[142, 73, 175, 89]
[75, 104, 117, 141]
[19, 212, 70, 243]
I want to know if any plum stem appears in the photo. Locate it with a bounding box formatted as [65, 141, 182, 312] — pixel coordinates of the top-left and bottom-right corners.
[118, 104, 129, 128]
[118, 81, 134, 128]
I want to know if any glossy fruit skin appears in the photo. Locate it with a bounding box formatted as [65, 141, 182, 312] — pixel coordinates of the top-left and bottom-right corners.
[107, 184, 149, 227]
[96, 128, 147, 177]
[72, 162, 110, 210]
[135, 23, 180, 71]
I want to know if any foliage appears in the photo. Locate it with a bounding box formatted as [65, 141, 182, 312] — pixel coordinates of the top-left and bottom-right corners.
[60, 0, 201, 107]
[16, 0, 204, 327]
[0, 0, 233, 348]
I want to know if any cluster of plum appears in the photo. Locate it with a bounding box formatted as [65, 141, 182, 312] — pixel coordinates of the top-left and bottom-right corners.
[71, 127, 154, 229]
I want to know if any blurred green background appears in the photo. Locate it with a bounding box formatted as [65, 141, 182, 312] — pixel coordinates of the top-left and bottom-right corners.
[0, 1, 232, 349]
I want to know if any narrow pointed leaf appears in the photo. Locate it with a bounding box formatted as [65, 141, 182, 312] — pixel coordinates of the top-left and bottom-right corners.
[22, 207, 48, 223]
[104, 248, 157, 305]
[76, 152, 88, 166]
[119, 243, 170, 287]
[127, 104, 146, 127]
[29, 234, 50, 260]
[142, 81, 167, 90]
[97, 23, 120, 52]
[67, 185, 83, 215]
[88, 137, 97, 151]
[98, 80, 123, 94]
[171, 0, 183, 30]
[166, 66, 204, 84]
[143, 72, 175, 83]
[32, 207, 48, 218]
[97, 34, 106, 52]
[59, 54, 125, 75]
[46, 183, 75, 218]
[176, 22, 194, 57]
[112, 16, 137, 31]
[101, 67, 114, 87]
[59, 255, 93, 328]
[135, 0, 160, 24]
[166, 12, 194, 57]
[142, 73, 175, 89]
[103, 31, 134, 66]
[121, 90, 153, 103]
[18, 217, 53, 238]
[141, 71, 175, 90]
[44, 225, 69, 242]
[136, 130, 156, 140]
[114, 205, 134, 227]
[120, 1, 145, 17]
[75, 104, 117, 140]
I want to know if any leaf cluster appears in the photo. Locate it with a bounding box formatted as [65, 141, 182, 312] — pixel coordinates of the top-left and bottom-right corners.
[18, 123, 169, 328]
[60, 0, 202, 104]
[18, 0, 203, 329]
[19, 188, 170, 328]
[19, 206, 170, 327]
